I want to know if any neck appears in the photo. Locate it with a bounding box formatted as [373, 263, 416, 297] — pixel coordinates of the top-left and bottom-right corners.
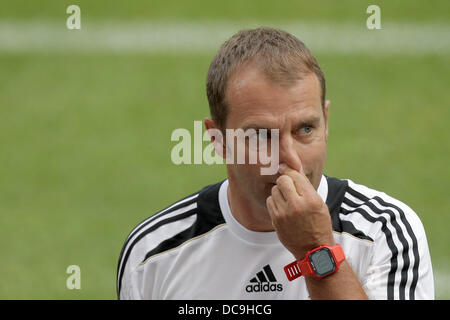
[227, 179, 275, 232]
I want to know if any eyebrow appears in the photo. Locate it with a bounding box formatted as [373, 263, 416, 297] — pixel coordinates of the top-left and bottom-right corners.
[292, 116, 322, 131]
[242, 115, 322, 132]
[241, 124, 275, 131]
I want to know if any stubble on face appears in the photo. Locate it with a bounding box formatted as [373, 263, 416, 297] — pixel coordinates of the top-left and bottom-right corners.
[223, 65, 328, 231]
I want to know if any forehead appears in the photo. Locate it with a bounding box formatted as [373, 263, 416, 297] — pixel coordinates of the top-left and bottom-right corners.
[225, 66, 322, 128]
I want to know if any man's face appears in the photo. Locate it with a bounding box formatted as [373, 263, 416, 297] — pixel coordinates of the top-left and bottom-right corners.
[223, 65, 329, 209]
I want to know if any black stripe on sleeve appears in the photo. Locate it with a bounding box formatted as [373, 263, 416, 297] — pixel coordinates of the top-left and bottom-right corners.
[348, 191, 411, 299]
[116, 194, 199, 297]
[117, 207, 198, 296]
[324, 176, 374, 242]
[345, 186, 419, 300]
[338, 220, 374, 242]
[374, 196, 420, 299]
[126, 194, 198, 245]
[342, 196, 398, 300]
[117, 193, 198, 273]
[117, 181, 226, 298]
[141, 182, 226, 264]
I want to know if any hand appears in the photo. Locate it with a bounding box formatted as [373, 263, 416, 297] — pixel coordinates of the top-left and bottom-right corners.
[266, 163, 335, 260]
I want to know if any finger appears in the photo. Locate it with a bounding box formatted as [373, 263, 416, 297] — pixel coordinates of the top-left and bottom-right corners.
[298, 157, 305, 176]
[266, 196, 278, 217]
[278, 159, 305, 176]
[266, 196, 278, 230]
[280, 167, 306, 196]
[276, 175, 300, 201]
[271, 185, 287, 209]
[278, 165, 312, 196]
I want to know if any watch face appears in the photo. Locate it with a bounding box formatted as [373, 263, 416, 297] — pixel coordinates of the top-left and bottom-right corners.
[309, 248, 337, 277]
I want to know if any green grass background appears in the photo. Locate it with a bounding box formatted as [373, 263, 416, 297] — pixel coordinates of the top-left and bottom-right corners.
[0, 1, 449, 299]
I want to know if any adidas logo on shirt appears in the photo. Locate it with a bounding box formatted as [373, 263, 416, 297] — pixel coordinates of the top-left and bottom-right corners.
[245, 264, 283, 293]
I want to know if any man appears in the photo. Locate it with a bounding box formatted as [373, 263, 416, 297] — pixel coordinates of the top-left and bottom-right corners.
[117, 27, 434, 299]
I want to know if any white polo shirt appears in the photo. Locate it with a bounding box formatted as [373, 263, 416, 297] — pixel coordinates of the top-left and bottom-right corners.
[117, 175, 434, 299]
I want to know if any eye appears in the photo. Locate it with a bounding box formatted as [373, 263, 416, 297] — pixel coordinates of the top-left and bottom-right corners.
[300, 125, 313, 135]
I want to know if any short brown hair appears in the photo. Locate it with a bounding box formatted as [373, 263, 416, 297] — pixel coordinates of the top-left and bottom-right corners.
[206, 27, 326, 130]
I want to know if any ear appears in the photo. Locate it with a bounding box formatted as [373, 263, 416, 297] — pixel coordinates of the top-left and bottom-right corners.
[204, 117, 227, 159]
[323, 100, 331, 141]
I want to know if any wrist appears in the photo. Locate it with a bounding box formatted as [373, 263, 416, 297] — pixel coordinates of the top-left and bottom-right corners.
[293, 237, 336, 260]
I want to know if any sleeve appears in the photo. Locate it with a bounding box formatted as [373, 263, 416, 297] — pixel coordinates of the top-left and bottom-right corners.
[119, 244, 162, 300]
[119, 262, 144, 300]
[361, 200, 434, 300]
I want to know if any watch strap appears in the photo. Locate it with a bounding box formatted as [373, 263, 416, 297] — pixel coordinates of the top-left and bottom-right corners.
[332, 244, 346, 265]
[283, 244, 345, 281]
[284, 260, 302, 281]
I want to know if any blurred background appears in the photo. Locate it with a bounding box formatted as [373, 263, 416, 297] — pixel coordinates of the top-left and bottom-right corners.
[0, 0, 449, 299]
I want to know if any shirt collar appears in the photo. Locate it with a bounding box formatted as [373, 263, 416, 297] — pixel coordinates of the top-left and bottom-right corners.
[218, 174, 328, 245]
[317, 174, 328, 204]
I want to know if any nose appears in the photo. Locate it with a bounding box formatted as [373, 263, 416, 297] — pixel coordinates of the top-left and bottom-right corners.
[278, 134, 302, 172]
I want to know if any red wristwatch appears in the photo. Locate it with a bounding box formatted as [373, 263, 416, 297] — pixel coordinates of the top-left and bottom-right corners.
[284, 244, 345, 281]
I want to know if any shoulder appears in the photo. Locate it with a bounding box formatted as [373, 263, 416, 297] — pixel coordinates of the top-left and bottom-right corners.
[340, 177, 426, 241]
[116, 180, 226, 297]
[325, 175, 433, 299]
[324, 175, 426, 242]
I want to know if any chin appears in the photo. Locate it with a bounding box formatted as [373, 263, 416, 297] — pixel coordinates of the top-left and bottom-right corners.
[261, 183, 276, 203]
